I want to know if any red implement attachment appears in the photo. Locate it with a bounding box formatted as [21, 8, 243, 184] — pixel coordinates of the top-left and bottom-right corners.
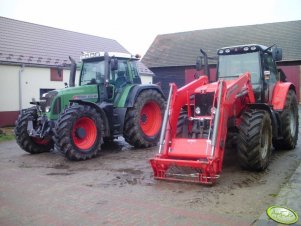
[150, 73, 255, 184]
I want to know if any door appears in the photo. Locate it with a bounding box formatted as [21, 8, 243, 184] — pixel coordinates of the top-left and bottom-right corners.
[262, 53, 278, 104]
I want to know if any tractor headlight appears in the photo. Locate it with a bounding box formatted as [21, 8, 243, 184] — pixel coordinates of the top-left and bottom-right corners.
[195, 106, 201, 115]
[45, 106, 51, 112]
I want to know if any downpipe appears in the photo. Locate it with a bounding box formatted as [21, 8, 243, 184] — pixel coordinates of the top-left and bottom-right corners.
[18, 64, 25, 111]
[158, 84, 174, 154]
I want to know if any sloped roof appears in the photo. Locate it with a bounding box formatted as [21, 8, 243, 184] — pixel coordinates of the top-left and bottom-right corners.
[142, 20, 301, 68]
[0, 16, 129, 66]
[137, 61, 154, 76]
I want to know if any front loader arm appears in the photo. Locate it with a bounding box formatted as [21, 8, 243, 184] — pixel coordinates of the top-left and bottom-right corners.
[159, 76, 209, 156]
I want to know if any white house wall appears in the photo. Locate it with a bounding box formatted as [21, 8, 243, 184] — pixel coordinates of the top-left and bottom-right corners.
[140, 75, 153, 84]
[0, 64, 79, 112]
[0, 65, 19, 111]
[21, 67, 67, 109]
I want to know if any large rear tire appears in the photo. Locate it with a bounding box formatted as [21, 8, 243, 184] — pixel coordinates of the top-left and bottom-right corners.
[54, 105, 104, 161]
[237, 109, 272, 171]
[273, 90, 299, 150]
[14, 107, 53, 154]
[124, 90, 165, 148]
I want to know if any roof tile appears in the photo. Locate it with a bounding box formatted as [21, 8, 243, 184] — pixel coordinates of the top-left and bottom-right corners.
[0, 16, 129, 66]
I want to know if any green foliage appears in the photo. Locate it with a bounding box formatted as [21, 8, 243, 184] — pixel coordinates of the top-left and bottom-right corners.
[0, 127, 15, 142]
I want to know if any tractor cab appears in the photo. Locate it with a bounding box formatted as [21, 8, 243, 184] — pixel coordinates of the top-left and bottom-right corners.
[216, 44, 282, 103]
[79, 52, 141, 101]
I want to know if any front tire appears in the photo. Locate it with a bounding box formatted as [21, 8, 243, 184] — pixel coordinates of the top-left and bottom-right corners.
[54, 105, 104, 161]
[237, 109, 272, 171]
[124, 90, 165, 148]
[14, 107, 53, 154]
[273, 90, 299, 150]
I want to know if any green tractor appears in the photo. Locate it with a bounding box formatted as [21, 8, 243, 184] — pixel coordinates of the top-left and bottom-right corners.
[15, 52, 165, 160]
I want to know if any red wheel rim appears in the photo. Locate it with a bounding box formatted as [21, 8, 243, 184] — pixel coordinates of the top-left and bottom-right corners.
[72, 117, 97, 150]
[32, 137, 49, 145]
[140, 101, 162, 136]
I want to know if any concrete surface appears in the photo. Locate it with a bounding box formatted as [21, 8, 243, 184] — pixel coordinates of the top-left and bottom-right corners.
[255, 161, 301, 226]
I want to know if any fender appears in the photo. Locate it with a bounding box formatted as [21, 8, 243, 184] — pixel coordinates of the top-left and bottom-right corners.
[69, 99, 111, 137]
[272, 82, 295, 110]
[125, 84, 166, 107]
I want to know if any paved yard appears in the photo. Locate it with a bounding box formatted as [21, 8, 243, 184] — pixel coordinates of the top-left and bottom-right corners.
[0, 135, 300, 226]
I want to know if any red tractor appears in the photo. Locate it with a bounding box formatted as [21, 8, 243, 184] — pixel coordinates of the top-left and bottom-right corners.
[150, 44, 299, 184]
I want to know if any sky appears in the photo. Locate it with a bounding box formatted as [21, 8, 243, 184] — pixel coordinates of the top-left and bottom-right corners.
[0, 0, 301, 56]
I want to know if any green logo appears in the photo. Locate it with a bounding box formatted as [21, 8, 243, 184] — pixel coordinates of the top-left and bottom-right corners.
[267, 206, 299, 225]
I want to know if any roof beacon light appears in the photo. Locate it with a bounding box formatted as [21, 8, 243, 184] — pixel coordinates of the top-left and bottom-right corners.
[251, 46, 257, 51]
[243, 46, 249, 51]
[225, 49, 230, 53]
[218, 50, 224, 54]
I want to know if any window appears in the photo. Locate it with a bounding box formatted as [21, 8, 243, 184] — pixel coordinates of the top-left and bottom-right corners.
[80, 60, 105, 85]
[218, 52, 260, 84]
[40, 88, 55, 98]
[110, 59, 130, 88]
[130, 61, 141, 84]
[51, 68, 63, 81]
[263, 54, 278, 82]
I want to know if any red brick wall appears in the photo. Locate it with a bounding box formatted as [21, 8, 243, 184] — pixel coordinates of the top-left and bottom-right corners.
[0, 111, 19, 127]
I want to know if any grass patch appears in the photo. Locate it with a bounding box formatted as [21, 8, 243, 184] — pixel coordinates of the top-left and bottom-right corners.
[269, 193, 278, 198]
[0, 127, 15, 142]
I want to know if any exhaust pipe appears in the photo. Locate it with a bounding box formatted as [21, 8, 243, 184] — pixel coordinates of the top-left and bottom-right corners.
[69, 56, 76, 87]
[200, 49, 210, 78]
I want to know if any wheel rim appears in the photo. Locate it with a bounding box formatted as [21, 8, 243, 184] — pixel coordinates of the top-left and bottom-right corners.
[140, 101, 162, 136]
[72, 117, 97, 150]
[260, 124, 269, 159]
[289, 107, 297, 138]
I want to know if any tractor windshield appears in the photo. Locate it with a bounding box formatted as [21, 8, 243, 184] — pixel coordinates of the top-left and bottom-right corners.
[218, 52, 260, 84]
[80, 60, 105, 85]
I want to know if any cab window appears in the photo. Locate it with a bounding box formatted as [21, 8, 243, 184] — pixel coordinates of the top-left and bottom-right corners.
[263, 54, 278, 82]
[110, 60, 130, 88]
[130, 61, 141, 84]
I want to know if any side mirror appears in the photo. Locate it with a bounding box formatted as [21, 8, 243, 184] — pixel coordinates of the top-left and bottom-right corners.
[196, 56, 203, 71]
[264, 71, 271, 80]
[272, 47, 282, 61]
[110, 58, 118, 71]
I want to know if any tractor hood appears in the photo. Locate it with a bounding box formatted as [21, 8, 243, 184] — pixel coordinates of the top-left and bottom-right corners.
[59, 85, 99, 102]
[194, 80, 237, 94]
[45, 85, 99, 120]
